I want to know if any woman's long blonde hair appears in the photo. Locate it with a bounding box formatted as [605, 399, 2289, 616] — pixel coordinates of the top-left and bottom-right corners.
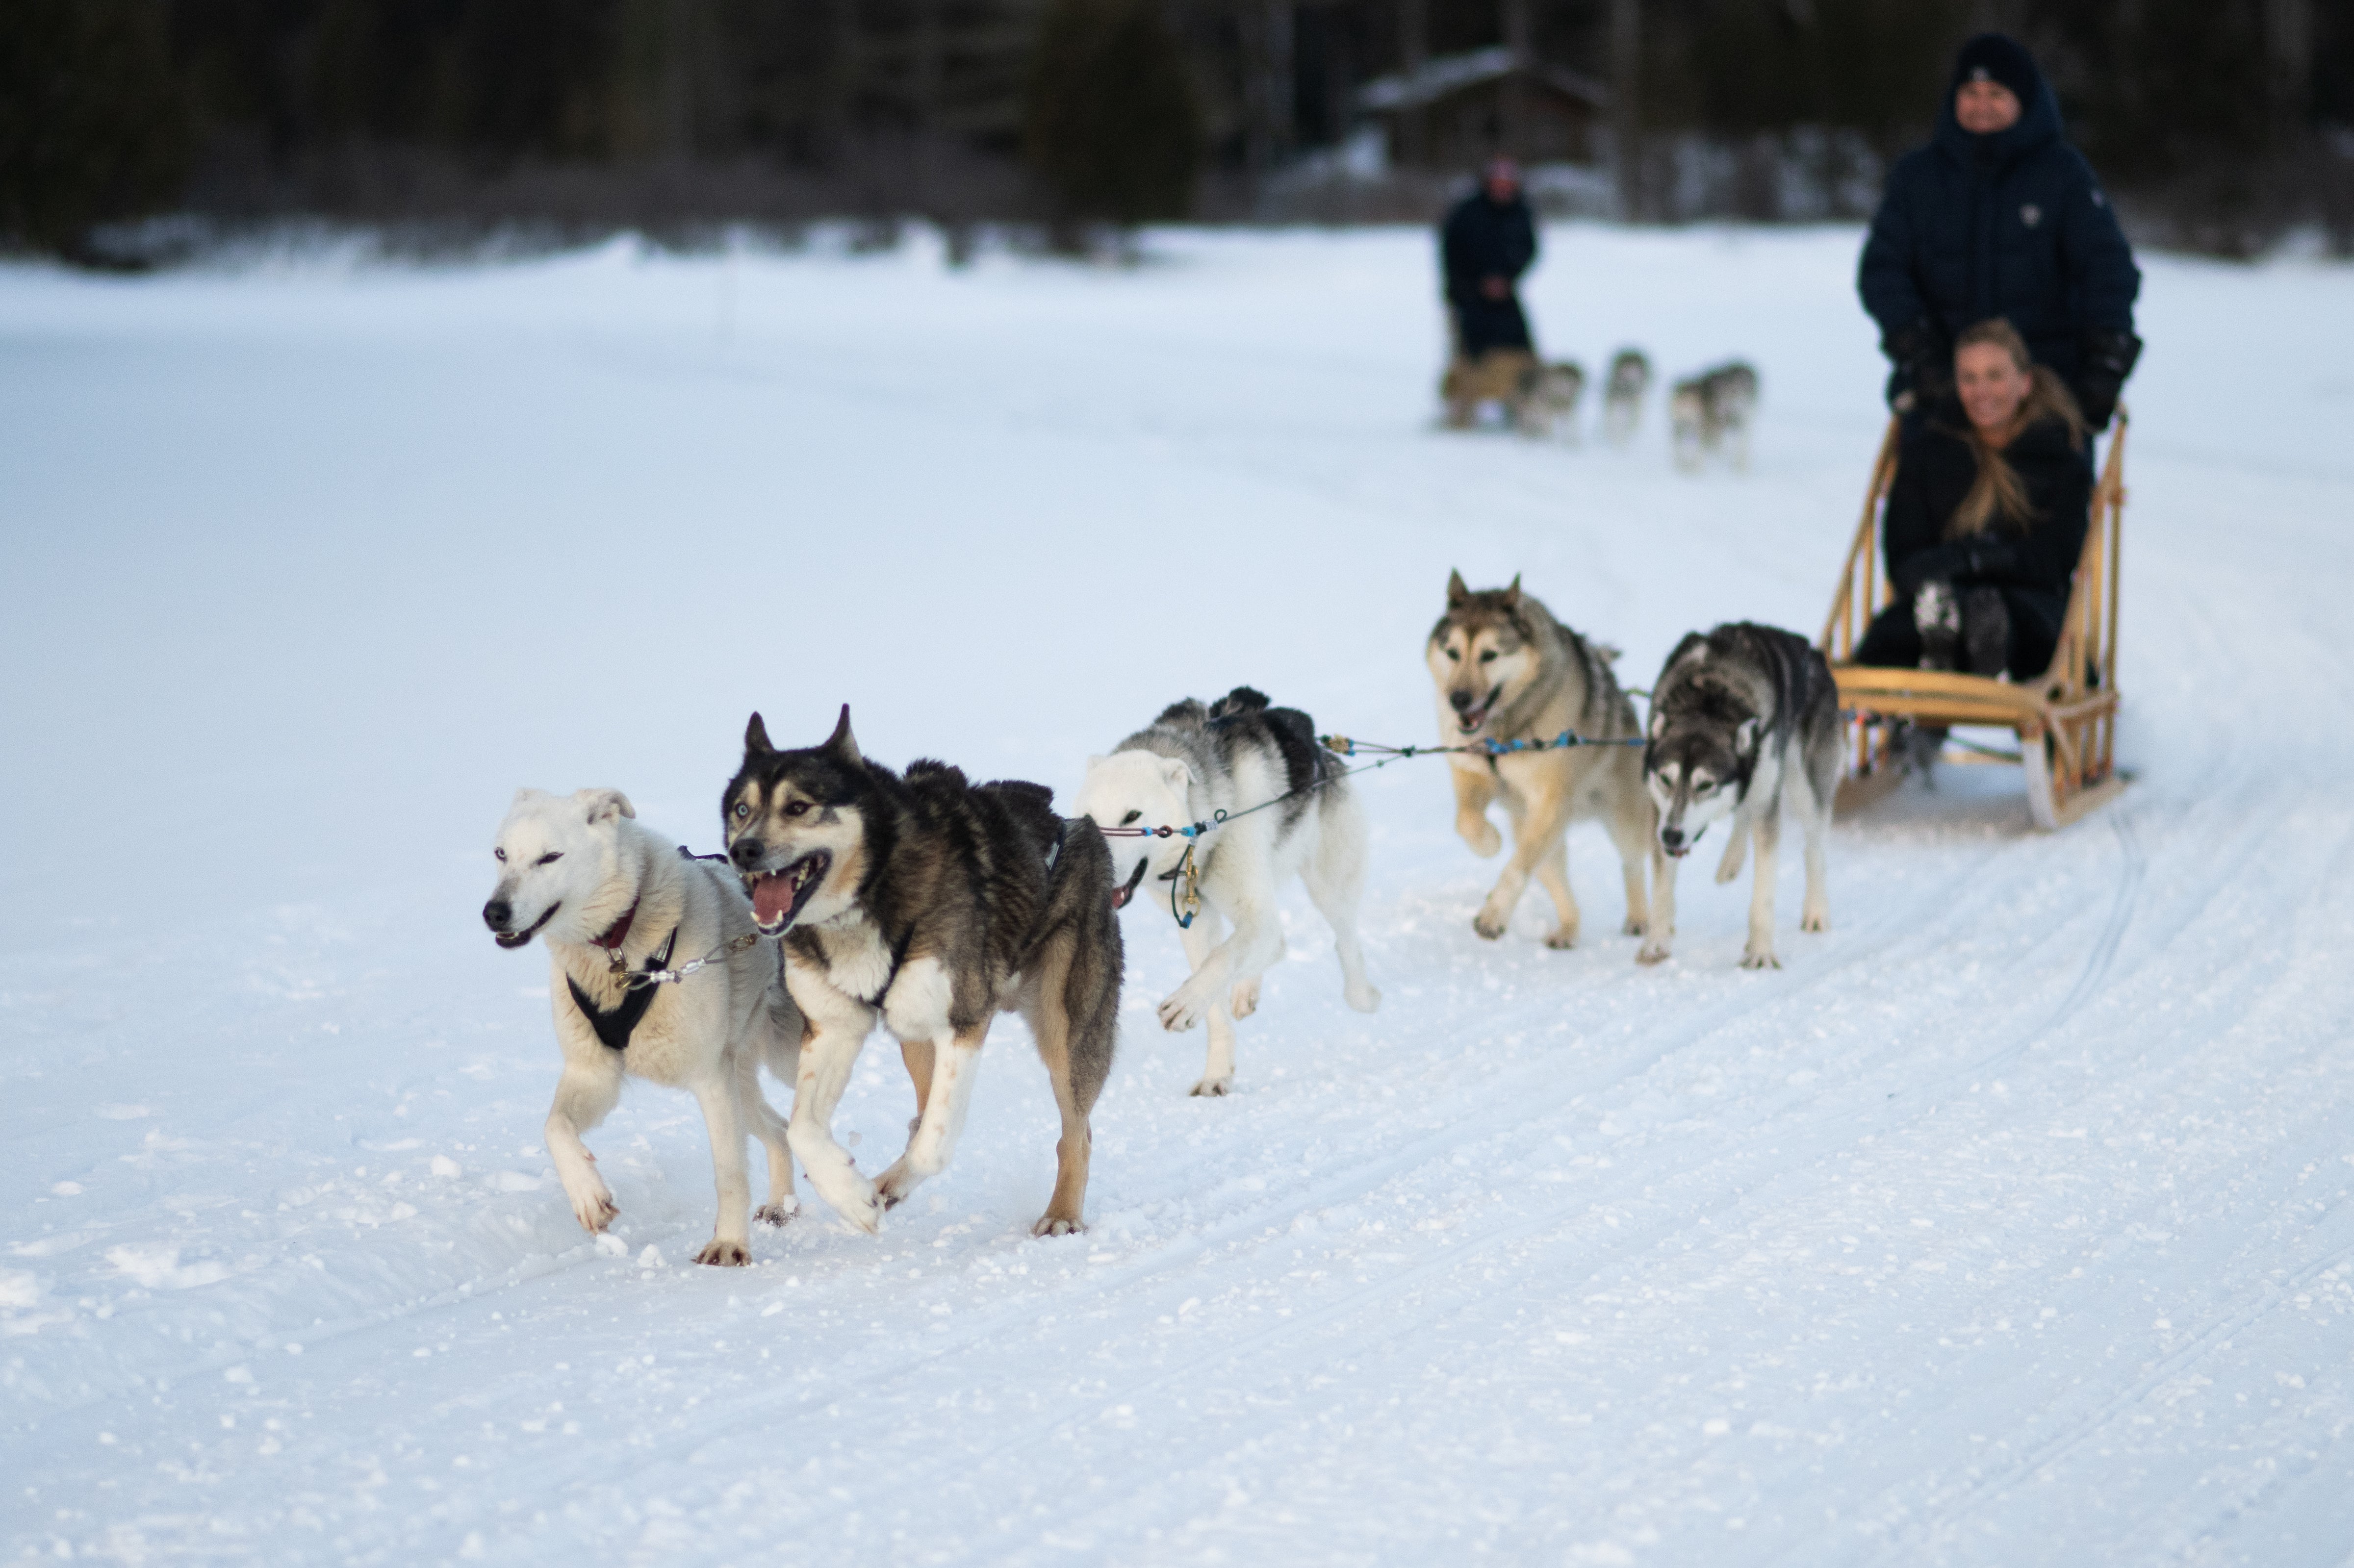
[1946, 318, 2087, 539]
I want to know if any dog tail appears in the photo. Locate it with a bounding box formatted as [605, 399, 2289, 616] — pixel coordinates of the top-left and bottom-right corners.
[1031, 819, 1124, 1115]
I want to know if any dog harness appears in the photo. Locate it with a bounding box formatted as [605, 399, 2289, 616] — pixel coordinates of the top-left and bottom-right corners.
[566, 926, 680, 1052]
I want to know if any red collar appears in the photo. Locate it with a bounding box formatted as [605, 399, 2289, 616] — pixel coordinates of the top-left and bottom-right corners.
[589, 900, 640, 952]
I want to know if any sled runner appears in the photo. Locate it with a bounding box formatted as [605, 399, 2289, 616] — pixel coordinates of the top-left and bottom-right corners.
[1818, 408, 2128, 831]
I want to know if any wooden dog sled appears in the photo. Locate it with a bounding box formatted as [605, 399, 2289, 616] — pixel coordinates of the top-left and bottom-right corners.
[1818, 408, 2128, 831]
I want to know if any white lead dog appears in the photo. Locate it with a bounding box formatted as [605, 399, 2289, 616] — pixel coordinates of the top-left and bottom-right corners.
[482, 787, 802, 1265]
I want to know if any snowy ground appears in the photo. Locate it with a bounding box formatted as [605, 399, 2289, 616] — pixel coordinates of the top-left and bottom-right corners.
[4, 224, 2354, 1566]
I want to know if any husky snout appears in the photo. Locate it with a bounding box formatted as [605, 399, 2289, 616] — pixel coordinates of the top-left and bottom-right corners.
[1659, 824, 1695, 858]
[1451, 683, 1501, 730]
[730, 836, 765, 871]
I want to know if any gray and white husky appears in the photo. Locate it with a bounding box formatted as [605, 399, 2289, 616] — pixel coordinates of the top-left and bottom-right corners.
[723, 708, 1123, 1237]
[1642, 623, 1841, 969]
[1670, 360, 1760, 471]
[1517, 359, 1586, 441]
[1602, 349, 1650, 446]
[482, 787, 803, 1265]
[1076, 688, 1379, 1098]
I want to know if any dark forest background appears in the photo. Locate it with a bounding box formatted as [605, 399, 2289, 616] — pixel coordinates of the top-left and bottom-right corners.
[3, 0, 2348, 264]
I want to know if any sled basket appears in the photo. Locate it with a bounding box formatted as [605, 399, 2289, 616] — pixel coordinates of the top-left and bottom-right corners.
[1817, 407, 2127, 831]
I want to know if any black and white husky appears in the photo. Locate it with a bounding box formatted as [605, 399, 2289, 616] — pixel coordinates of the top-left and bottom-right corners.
[1076, 688, 1380, 1097]
[1642, 623, 1841, 969]
[723, 708, 1123, 1237]
[481, 787, 802, 1265]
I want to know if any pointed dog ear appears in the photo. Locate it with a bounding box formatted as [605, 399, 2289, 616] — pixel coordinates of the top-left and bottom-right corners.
[1735, 717, 1760, 757]
[1159, 756, 1194, 797]
[1502, 573, 1523, 609]
[1446, 568, 1469, 607]
[823, 705, 861, 766]
[1648, 708, 1667, 741]
[580, 787, 635, 823]
[744, 712, 773, 755]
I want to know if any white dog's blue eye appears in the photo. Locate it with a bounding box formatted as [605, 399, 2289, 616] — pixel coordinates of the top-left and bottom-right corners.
[733, 802, 749, 819]
[494, 848, 507, 862]
[536, 852, 562, 866]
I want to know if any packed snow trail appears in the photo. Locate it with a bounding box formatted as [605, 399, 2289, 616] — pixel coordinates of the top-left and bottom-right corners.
[3, 228, 2352, 1565]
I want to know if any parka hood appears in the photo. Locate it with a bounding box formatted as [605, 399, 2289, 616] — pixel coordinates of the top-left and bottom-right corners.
[1934, 33, 2062, 173]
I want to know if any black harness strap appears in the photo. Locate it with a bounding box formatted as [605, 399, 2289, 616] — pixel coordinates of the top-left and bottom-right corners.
[566, 926, 679, 1052]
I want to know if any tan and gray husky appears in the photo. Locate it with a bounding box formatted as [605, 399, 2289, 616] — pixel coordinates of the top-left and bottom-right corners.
[1427, 572, 1656, 953]
[722, 708, 1123, 1237]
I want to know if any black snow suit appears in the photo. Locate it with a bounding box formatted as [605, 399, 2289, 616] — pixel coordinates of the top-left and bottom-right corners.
[1441, 190, 1538, 358]
[1854, 410, 2092, 680]
[1858, 44, 2141, 428]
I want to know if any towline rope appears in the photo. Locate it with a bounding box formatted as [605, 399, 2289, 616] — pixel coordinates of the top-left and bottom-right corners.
[1094, 727, 1637, 929]
[1317, 728, 1646, 761]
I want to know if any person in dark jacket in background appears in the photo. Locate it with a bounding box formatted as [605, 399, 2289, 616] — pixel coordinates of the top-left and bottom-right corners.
[1855, 318, 2092, 682]
[1442, 157, 1538, 357]
[1437, 158, 1540, 424]
[1859, 33, 2142, 430]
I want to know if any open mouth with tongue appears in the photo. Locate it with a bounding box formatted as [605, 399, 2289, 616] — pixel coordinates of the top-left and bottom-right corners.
[1110, 858, 1149, 910]
[1456, 684, 1503, 733]
[748, 852, 829, 934]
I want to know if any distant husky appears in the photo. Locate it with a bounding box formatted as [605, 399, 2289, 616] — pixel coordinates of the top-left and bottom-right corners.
[1642, 623, 1841, 969]
[482, 787, 802, 1266]
[1076, 687, 1380, 1098]
[1516, 359, 1586, 440]
[723, 708, 1123, 1237]
[1670, 361, 1760, 470]
[1428, 572, 1655, 952]
[1441, 348, 1539, 430]
[1602, 349, 1650, 446]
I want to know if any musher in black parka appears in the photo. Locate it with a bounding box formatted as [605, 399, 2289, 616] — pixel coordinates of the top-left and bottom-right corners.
[1441, 156, 1539, 360]
[1859, 33, 2143, 430]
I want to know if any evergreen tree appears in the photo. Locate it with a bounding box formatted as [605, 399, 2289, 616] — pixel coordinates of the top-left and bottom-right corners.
[1023, 0, 1202, 229]
[0, 0, 190, 257]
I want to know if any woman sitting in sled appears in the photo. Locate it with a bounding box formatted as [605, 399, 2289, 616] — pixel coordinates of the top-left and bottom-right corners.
[1855, 318, 2091, 681]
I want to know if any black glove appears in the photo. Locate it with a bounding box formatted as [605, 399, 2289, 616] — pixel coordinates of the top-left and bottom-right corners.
[1892, 537, 2015, 599]
[2075, 327, 2142, 430]
[1883, 319, 1950, 412]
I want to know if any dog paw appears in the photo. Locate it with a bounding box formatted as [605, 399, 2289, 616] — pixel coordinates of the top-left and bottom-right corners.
[1189, 1074, 1233, 1098]
[808, 1163, 881, 1234]
[1031, 1214, 1085, 1238]
[1621, 914, 1645, 936]
[1800, 905, 1829, 934]
[1344, 982, 1381, 1014]
[694, 1239, 752, 1267]
[1636, 942, 1672, 967]
[1471, 908, 1509, 941]
[873, 1159, 921, 1211]
[1740, 948, 1783, 970]
[1544, 925, 1580, 951]
[1157, 979, 1211, 1033]
[753, 1200, 797, 1227]
[1229, 977, 1261, 1018]
[568, 1189, 618, 1234]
